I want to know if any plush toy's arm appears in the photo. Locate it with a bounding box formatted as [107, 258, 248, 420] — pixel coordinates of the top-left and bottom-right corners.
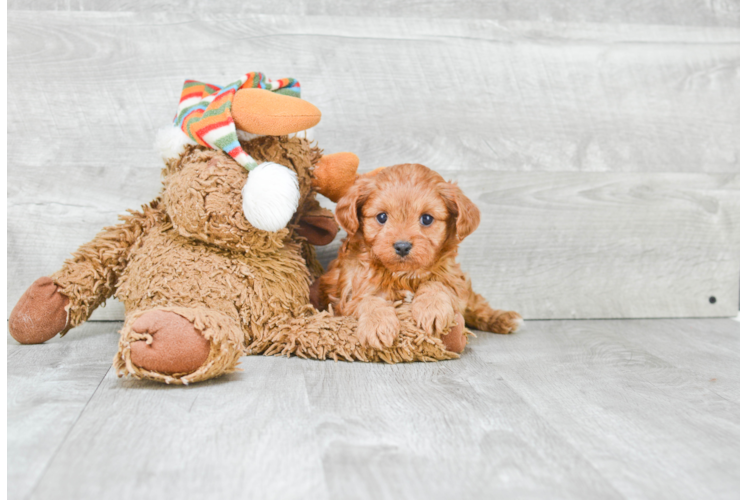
[9, 202, 164, 344]
[51, 206, 163, 328]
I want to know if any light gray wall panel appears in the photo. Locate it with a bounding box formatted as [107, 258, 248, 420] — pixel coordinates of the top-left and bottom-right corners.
[449, 171, 739, 319]
[7, 11, 739, 320]
[7, 0, 740, 28]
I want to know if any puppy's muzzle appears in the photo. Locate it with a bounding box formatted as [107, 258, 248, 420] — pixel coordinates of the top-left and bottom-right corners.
[394, 241, 412, 257]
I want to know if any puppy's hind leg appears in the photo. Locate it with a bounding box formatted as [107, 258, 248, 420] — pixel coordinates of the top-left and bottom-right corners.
[463, 286, 523, 334]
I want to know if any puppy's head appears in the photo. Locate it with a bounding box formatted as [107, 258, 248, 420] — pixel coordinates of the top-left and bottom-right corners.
[335, 163, 480, 273]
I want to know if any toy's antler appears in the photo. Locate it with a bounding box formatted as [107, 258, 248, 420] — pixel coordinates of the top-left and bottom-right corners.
[312, 153, 360, 202]
[232, 88, 321, 135]
[230, 88, 359, 215]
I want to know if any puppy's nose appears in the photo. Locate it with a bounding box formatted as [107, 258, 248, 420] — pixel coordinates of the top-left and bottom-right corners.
[394, 241, 412, 257]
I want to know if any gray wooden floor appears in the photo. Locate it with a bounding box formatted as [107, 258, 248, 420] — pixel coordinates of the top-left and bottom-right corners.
[8, 318, 739, 500]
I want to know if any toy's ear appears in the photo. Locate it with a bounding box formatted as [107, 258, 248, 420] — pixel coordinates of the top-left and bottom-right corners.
[312, 152, 359, 202]
[440, 182, 481, 241]
[297, 205, 339, 246]
[232, 88, 321, 136]
[335, 176, 374, 236]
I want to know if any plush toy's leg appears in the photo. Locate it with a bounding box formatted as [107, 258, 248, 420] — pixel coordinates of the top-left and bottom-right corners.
[441, 313, 467, 353]
[250, 304, 466, 364]
[114, 307, 245, 384]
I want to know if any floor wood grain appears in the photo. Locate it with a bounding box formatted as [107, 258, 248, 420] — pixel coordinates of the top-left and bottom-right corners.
[473, 319, 739, 499]
[7, 323, 119, 500]
[740, 358, 748, 499]
[6, 11, 739, 320]
[7, 318, 738, 500]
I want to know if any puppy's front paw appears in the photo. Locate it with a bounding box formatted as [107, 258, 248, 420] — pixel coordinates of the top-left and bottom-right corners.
[357, 306, 400, 350]
[488, 310, 523, 334]
[412, 292, 455, 335]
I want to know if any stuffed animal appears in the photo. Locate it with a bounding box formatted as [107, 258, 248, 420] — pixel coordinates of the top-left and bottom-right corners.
[8, 72, 467, 384]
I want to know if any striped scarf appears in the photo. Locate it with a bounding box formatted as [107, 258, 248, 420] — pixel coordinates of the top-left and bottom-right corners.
[173, 72, 300, 171]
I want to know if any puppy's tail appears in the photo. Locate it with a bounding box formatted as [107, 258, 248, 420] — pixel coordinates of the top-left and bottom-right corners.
[463, 282, 523, 334]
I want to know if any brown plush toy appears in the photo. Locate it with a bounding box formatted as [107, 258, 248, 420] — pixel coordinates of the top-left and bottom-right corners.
[8, 73, 466, 384]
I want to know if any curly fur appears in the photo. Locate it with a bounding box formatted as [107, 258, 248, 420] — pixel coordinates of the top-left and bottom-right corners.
[319, 163, 523, 348]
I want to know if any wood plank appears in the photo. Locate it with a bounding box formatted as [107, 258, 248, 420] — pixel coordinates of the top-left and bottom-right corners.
[18, 319, 738, 499]
[740, 358, 748, 499]
[451, 171, 739, 319]
[6, 0, 739, 28]
[10, 169, 737, 320]
[304, 353, 622, 499]
[473, 319, 739, 499]
[23, 356, 331, 500]
[7, 322, 119, 500]
[737, 66, 748, 311]
[7, 12, 738, 175]
[738, 175, 748, 304]
[613, 318, 740, 403]
[6, 12, 739, 320]
[28, 331, 621, 500]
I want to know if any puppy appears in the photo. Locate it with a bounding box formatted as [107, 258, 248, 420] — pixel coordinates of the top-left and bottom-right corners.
[318, 163, 522, 350]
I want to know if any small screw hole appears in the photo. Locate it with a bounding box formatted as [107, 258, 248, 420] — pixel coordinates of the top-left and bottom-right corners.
[709, 296, 717, 304]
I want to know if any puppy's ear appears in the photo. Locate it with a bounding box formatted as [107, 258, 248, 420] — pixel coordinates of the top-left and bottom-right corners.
[441, 182, 481, 241]
[335, 177, 373, 235]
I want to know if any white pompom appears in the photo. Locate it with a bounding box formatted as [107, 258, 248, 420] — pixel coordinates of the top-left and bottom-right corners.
[155, 126, 197, 162]
[242, 162, 300, 232]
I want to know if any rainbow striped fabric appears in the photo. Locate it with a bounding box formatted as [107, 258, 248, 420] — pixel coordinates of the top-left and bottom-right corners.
[173, 72, 300, 171]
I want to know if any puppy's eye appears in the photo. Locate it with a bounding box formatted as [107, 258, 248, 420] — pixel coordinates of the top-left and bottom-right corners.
[376, 213, 388, 224]
[420, 214, 434, 226]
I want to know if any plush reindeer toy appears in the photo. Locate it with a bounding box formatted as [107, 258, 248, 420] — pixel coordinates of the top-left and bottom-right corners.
[9, 72, 468, 385]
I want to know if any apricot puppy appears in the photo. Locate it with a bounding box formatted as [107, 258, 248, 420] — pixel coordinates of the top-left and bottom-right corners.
[318, 163, 522, 349]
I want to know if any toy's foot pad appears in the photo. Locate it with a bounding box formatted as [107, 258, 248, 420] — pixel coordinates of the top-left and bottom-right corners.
[9, 277, 69, 344]
[130, 311, 210, 375]
[441, 313, 467, 353]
